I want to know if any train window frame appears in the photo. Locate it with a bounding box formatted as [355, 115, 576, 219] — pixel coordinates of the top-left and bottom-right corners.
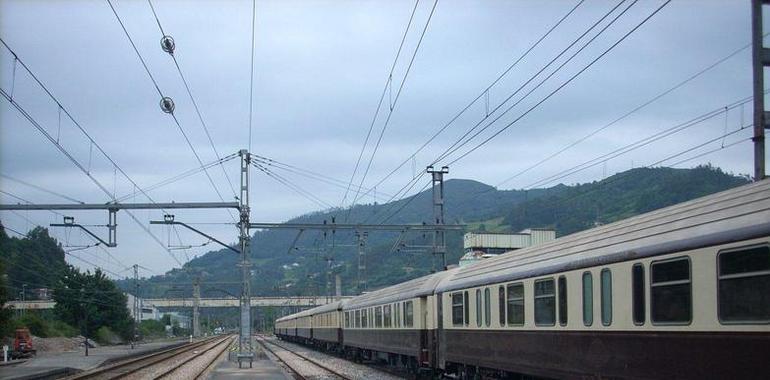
[717, 244, 770, 325]
[650, 256, 692, 326]
[498, 286, 506, 327]
[404, 300, 414, 327]
[506, 282, 524, 326]
[582, 272, 593, 326]
[601, 269, 612, 326]
[464, 291, 470, 326]
[534, 278, 556, 326]
[632, 263, 646, 326]
[476, 289, 482, 327]
[452, 293, 464, 326]
[375, 306, 383, 328]
[355, 310, 361, 328]
[384, 305, 392, 328]
[558, 276, 568, 326]
[484, 287, 491, 327]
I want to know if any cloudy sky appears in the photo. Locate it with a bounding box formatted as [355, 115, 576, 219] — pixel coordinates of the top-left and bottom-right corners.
[0, 0, 762, 276]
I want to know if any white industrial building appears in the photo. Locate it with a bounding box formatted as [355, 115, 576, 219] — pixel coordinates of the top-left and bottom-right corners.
[459, 228, 556, 267]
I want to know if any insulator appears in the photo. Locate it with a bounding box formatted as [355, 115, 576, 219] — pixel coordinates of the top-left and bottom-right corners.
[161, 35, 175, 54]
[160, 97, 175, 114]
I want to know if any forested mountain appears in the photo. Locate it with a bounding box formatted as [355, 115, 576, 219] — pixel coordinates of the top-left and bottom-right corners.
[122, 165, 750, 299]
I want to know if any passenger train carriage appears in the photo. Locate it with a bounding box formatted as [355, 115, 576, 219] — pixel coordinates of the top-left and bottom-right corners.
[275, 180, 770, 379]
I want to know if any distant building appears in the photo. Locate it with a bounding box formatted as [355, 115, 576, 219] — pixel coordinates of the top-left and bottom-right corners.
[459, 229, 556, 267]
[125, 293, 160, 321]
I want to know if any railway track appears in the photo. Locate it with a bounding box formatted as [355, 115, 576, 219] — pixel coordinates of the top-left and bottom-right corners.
[255, 335, 352, 380]
[64, 334, 233, 380]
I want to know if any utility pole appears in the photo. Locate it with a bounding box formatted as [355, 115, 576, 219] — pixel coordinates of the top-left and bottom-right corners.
[237, 149, 252, 355]
[133, 264, 139, 347]
[356, 230, 367, 294]
[428, 166, 449, 270]
[192, 276, 201, 337]
[752, 0, 769, 181]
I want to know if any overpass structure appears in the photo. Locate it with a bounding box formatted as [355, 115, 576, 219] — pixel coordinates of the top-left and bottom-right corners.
[6, 296, 351, 310]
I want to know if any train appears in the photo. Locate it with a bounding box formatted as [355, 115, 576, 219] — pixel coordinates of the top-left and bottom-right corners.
[275, 180, 770, 379]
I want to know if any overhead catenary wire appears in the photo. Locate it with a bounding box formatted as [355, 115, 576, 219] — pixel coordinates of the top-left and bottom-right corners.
[145, 0, 239, 200]
[0, 39, 184, 267]
[445, 0, 673, 167]
[341, 0, 421, 209]
[348, 0, 440, 214]
[1, 173, 84, 204]
[252, 161, 333, 210]
[351, 0, 586, 205]
[523, 94, 756, 190]
[367, 0, 635, 218]
[105, 0, 237, 224]
[433, 0, 630, 166]
[487, 36, 762, 192]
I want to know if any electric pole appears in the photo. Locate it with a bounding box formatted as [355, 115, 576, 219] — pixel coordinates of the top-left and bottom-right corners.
[356, 230, 367, 294]
[752, 0, 768, 181]
[237, 149, 252, 355]
[133, 264, 139, 347]
[192, 275, 201, 337]
[428, 166, 449, 270]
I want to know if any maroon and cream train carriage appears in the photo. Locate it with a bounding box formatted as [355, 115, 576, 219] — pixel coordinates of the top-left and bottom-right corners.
[435, 179, 770, 379]
[311, 300, 346, 351]
[341, 270, 453, 372]
[276, 180, 770, 379]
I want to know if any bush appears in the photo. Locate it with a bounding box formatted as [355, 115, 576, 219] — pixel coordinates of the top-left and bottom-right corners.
[95, 326, 121, 345]
[48, 320, 78, 337]
[17, 313, 48, 337]
[139, 319, 166, 339]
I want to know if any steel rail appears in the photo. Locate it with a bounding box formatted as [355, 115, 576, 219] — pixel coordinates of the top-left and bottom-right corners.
[256, 335, 352, 380]
[64, 335, 225, 380]
[156, 335, 235, 379]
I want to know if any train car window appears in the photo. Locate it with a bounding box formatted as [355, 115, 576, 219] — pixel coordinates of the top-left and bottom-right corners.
[405, 300, 414, 327]
[632, 264, 645, 325]
[476, 289, 482, 327]
[384, 305, 392, 328]
[535, 279, 556, 326]
[601, 269, 612, 326]
[362, 308, 368, 328]
[651, 257, 691, 324]
[355, 310, 361, 328]
[558, 276, 568, 326]
[498, 286, 506, 326]
[464, 291, 470, 326]
[506, 283, 524, 325]
[370, 309, 374, 328]
[718, 245, 770, 323]
[484, 288, 491, 327]
[375, 306, 383, 328]
[582, 272, 593, 326]
[452, 293, 464, 326]
[394, 304, 399, 328]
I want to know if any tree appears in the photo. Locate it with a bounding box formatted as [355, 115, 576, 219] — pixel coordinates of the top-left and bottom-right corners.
[53, 266, 134, 341]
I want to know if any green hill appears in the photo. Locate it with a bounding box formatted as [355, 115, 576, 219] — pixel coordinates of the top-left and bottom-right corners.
[124, 165, 749, 299]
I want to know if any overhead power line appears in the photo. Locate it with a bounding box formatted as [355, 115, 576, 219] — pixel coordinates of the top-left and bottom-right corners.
[105, 0, 236, 223]
[341, 0, 421, 209]
[348, 0, 440, 213]
[145, 0, 239, 199]
[490, 35, 761, 191]
[0, 38, 183, 266]
[445, 0, 672, 166]
[353, 0, 586, 205]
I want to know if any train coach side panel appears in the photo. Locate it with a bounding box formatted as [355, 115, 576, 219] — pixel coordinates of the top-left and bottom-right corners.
[344, 329, 422, 357]
[313, 327, 339, 344]
[440, 329, 770, 379]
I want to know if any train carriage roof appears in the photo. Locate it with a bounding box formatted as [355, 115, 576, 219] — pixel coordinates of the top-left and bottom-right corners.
[343, 269, 457, 310]
[437, 179, 770, 293]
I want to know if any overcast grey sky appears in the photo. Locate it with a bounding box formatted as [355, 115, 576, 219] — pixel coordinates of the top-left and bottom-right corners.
[0, 0, 762, 276]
